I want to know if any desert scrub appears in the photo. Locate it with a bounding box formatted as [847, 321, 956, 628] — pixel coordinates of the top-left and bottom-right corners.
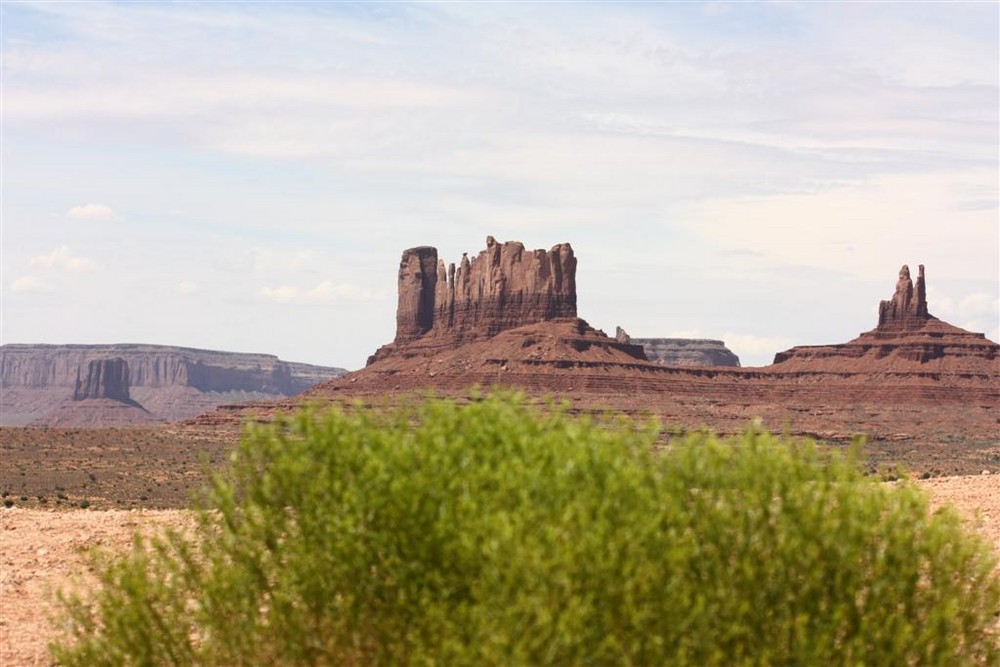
[52, 394, 1000, 666]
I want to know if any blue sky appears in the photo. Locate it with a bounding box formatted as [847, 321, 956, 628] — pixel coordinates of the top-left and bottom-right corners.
[3, 1, 997, 369]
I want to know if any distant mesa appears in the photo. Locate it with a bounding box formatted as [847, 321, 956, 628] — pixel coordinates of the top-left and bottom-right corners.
[0, 344, 347, 426]
[615, 327, 741, 368]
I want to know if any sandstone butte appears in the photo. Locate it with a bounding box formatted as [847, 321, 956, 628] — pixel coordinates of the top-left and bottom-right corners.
[32, 358, 161, 427]
[194, 237, 998, 447]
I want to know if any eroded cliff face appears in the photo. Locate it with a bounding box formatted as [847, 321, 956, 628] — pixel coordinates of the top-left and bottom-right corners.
[73, 358, 132, 402]
[0, 344, 346, 425]
[371, 236, 578, 363]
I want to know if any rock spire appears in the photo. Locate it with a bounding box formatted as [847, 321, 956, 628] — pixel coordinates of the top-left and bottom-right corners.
[877, 264, 929, 330]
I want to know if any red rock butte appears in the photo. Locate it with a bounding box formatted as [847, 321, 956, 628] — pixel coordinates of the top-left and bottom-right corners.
[369, 236, 579, 363]
[196, 241, 998, 447]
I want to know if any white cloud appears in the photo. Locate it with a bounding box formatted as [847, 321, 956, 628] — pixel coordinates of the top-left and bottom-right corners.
[721, 332, 798, 368]
[923, 287, 998, 339]
[260, 285, 300, 303]
[260, 281, 386, 305]
[955, 292, 998, 321]
[9, 275, 53, 294]
[29, 245, 96, 272]
[67, 203, 117, 220]
[213, 248, 318, 275]
[682, 169, 998, 283]
[307, 281, 384, 302]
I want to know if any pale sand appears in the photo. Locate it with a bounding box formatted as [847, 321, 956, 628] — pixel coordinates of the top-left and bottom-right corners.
[2, 475, 997, 666]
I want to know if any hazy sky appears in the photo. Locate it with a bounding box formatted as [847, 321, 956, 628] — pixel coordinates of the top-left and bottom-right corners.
[3, 1, 998, 369]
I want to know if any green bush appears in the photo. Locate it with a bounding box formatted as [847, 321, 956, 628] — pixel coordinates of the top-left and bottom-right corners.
[52, 394, 1000, 665]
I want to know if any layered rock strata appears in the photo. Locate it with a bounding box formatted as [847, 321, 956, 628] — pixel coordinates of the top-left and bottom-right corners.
[0, 344, 346, 425]
[615, 327, 740, 367]
[370, 236, 577, 363]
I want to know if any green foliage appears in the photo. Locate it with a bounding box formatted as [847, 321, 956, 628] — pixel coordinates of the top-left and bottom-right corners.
[52, 394, 1000, 665]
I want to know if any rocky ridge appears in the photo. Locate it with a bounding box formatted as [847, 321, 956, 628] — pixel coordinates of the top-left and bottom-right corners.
[0, 345, 346, 425]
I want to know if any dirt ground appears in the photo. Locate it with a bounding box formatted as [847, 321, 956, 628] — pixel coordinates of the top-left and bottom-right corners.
[1, 475, 998, 665]
[1, 509, 193, 666]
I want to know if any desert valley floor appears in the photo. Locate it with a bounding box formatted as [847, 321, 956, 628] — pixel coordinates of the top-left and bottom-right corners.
[3, 474, 998, 666]
[2, 241, 998, 663]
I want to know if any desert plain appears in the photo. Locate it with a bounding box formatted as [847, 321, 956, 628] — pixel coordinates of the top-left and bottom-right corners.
[2, 238, 998, 664]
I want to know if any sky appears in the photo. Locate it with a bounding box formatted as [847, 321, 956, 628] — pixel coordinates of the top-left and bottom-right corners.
[2, 1, 997, 370]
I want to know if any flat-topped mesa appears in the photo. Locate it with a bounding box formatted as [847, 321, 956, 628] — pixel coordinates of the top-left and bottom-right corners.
[393, 236, 577, 347]
[877, 264, 930, 331]
[614, 326, 740, 367]
[73, 358, 132, 402]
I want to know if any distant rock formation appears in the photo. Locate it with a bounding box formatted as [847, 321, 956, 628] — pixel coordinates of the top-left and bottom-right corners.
[614, 327, 740, 367]
[877, 264, 929, 330]
[198, 253, 999, 443]
[773, 263, 998, 369]
[371, 236, 578, 363]
[0, 344, 347, 426]
[73, 358, 132, 402]
[32, 358, 161, 427]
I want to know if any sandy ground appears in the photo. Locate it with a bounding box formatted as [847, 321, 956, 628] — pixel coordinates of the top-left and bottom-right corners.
[1, 475, 998, 666]
[1, 509, 193, 666]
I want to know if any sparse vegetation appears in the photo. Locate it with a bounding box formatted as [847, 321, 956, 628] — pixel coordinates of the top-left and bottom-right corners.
[52, 395, 1000, 665]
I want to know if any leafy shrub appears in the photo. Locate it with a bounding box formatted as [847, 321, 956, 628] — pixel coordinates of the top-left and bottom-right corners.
[52, 394, 999, 665]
